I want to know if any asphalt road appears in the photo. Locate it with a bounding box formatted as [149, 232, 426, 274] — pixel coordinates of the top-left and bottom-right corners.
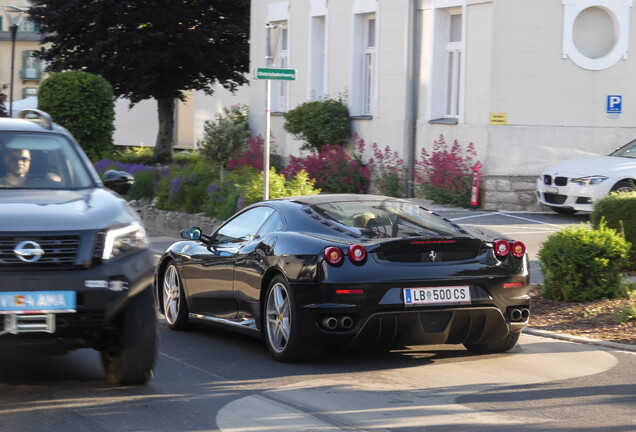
[0, 323, 634, 431]
[3, 209, 633, 431]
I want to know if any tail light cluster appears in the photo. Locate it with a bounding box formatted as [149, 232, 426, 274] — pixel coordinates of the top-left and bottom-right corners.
[324, 245, 367, 266]
[494, 239, 526, 259]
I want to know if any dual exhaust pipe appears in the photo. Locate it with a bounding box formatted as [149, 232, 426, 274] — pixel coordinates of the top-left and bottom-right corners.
[509, 307, 530, 322]
[321, 315, 354, 331]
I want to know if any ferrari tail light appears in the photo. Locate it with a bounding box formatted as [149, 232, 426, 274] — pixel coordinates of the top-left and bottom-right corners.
[511, 241, 526, 258]
[348, 244, 367, 263]
[324, 246, 344, 265]
[493, 239, 511, 258]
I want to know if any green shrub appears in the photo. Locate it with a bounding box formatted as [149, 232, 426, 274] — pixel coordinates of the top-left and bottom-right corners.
[38, 71, 115, 161]
[199, 104, 250, 165]
[539, 222, 631, 302]
[155, 158, 219, 214]
[283, 98, 351, 152]
[128, 168, 160, 201]
[205, 167, 320, 220]
[591, 190, 636, 268]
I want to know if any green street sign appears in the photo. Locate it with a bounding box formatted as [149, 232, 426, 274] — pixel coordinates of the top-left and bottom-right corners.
[256, 68, 296, 80]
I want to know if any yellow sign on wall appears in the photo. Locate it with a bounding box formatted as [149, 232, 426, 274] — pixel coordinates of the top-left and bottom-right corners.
[490, 113, 507, 125]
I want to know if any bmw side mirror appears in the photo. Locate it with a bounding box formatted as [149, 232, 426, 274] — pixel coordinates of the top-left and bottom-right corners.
[103, 170, 134, 195]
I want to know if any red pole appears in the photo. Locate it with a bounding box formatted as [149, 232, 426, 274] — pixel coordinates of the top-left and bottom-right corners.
[470, 165, 480, 208]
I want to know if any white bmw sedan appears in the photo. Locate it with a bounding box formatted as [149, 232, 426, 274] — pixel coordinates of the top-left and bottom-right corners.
[536, 139, 636, 214]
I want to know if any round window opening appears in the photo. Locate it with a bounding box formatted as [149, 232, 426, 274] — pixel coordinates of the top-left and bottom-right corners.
[573, 7, 618, 59]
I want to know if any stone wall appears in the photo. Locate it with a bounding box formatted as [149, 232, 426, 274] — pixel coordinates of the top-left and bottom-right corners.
[133, 204, 221, 238]
[481, 176, 545, 212]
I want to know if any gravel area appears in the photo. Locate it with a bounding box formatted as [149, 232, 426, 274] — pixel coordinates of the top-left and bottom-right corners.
[528, 285, 636, 346]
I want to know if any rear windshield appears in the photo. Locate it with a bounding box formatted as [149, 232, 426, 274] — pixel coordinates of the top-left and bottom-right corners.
[311, 199, 462, 239]
[0, 132, 95, 190]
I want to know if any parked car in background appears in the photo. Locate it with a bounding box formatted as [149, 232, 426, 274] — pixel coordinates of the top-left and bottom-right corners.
[537, 139, 636, 214]
[0, 110, 157, 385]
[156, 194, 530, 362]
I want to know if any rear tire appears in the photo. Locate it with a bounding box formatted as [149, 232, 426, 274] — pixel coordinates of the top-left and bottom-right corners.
[101, 285, 158, 385]
[463, 331, 520, 354]
[264, 275, 323, 362]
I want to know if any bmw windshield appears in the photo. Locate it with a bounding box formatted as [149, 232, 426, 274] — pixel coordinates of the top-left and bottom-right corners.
[610, 139, 636, 158]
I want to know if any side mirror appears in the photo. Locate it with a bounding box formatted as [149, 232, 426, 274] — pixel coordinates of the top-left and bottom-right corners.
[180, 227, 202, 241]
[103, 170, 134, 195]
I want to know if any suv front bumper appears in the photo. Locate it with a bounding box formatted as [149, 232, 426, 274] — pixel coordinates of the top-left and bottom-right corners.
[0, 248, 155, 348]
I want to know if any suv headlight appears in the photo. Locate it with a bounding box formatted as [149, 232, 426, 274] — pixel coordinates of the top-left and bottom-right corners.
[102, 222, 148, 260]
[570, 175, 608, 186]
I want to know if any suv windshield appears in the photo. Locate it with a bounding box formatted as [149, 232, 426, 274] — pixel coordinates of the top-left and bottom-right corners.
[610, 139, 636, 158]
[312, 199, 462, 239]
[0, 132, 94, 189]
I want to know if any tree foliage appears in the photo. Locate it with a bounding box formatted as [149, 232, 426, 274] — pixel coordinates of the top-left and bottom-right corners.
[28, 0, 250, 162]
[38, 71, 114, 161]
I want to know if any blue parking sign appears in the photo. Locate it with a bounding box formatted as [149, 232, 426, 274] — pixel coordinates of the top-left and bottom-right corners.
[607, 95, 622, 114]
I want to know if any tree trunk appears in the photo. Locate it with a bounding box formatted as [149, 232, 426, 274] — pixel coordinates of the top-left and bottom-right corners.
[153, 97, 175, 163]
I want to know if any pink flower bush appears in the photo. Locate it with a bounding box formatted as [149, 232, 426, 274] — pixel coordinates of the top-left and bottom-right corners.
[228, 134, 265, 171]
[282, 137, 373, 193]
[414, 135, 481, 207]
[372, 141, 404, 197]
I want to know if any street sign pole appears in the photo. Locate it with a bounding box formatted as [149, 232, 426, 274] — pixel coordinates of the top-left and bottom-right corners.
[264, 79, 271, 200]
[256, 67, 296, 201]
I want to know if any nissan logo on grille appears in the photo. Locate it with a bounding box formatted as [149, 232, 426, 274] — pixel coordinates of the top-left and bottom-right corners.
[13, 240, 44, 263]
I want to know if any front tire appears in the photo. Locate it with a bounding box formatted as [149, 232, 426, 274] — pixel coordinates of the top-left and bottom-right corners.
[162, 262, 190, 330]
[101, 285, 158, 385]
[611, 180, 636, 193]
[463, 331, 520, 354]
[264, 275, 323, 362]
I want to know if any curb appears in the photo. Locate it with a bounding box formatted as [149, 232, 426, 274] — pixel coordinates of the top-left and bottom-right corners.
[523, 327, 636, 353]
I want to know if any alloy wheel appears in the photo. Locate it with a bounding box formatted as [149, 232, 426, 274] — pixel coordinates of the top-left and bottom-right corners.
[163, 265, 181, 325]
[265, 282, 291, 353]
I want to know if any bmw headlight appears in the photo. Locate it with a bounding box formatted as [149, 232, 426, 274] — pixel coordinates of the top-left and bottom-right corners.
[102, 222, 148, 260]
[570, 175, 608, 186]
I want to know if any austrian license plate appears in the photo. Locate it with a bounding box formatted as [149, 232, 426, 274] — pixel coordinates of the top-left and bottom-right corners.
[403, 286, 471, 306]
[0, 291, 76, 314]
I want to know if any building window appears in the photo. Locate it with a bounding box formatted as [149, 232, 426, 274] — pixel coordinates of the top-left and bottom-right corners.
[445, 13, 462, 117]
[562, 0, 633, 70]
[309, 15, 326, 99]
[22, 87, 37, 99]
[21, 51, 41, 81]
[353, 14, 376, 116]
[431, 7, 463, 122]
[270, 22, 289, 112]
[18, 19, 38, 33]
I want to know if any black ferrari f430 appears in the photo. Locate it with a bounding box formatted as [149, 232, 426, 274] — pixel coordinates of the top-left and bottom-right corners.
[155, 194, 530, 362]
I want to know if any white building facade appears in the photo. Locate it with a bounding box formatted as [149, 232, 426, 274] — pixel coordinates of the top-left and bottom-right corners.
[249, 0, 636, 210]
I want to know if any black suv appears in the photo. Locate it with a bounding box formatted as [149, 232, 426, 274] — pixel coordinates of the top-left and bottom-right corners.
[0, 110, 157, 385]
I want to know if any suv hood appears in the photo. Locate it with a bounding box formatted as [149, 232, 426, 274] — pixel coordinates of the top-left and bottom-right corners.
[0, 188, 139, 232]
[542, 155, 636, 177]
